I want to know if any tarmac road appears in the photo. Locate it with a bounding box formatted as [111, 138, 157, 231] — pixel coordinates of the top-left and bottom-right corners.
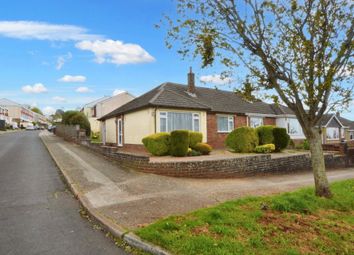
[0, 131, 127, 255]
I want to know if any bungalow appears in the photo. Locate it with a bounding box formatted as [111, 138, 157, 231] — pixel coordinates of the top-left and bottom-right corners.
[319, 113, 354, 144]
[98, 70, 308, 151]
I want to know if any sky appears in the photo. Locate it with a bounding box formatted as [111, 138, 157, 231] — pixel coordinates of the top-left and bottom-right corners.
[0, 0, 353, 119]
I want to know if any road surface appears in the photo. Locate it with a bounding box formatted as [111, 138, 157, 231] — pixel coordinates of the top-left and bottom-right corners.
[0, 131, 127, 255]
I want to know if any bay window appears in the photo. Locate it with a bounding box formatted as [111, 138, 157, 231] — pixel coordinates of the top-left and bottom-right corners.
[326, 127, 340, 140]
[249, 117, 263, 128]
[159, 111, 200, 132]
[217, 115, 234, 132]
[287, 118, 302, 135]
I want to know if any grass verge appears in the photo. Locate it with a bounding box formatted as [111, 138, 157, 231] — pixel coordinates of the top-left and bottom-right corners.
[136, 179, 354, 255]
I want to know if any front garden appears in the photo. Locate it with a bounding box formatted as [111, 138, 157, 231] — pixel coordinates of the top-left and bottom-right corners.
[136, 179, 354, 255]
[142, 125, 310, 158]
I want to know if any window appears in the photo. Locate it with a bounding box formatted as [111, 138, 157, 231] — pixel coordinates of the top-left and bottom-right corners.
[350, 131, 354, 140]
[326, 127, 340, 140]
[159, 111, 200, 132]
[287, 118, 302, 135]
[249, 117, 263, 128]
[217, 115, 234, 132]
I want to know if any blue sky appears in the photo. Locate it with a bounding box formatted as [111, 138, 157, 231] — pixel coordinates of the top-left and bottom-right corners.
[0, 0, 353, 119]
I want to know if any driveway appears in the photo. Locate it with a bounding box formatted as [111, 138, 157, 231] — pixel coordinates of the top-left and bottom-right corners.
[0, 131, 127, 255]
[41, 131, 354, 230]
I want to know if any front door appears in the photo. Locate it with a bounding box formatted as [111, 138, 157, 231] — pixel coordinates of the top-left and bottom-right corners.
[117, 119, 123, 146]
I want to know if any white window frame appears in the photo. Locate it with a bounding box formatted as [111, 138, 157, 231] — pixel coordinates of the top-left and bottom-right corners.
[217, 115, 234, 133]
[326, 127, 340, 140]
[117, 118, 123, 146]
[287, 118, 302, 136]
[350, 131, 354, 140]
[159, 111, 200, 132]
[249, 117, 263, 128]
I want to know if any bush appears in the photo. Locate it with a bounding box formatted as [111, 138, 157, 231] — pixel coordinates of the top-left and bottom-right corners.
[225, 127, 259, 153]
[273, 127, 290, 152]
[189, 131, 203, 148]
[61, 110, 78, 125]
[170, 130, 190, 157]
[303, 139, 310, 150]
[194, 142, 213, 155]
[254, 144, 275, 153]
[256, 125, 274, 145]
[142, 132, 171, 156]
[68, 112, 91, 136]
[187, 148, 202, 157]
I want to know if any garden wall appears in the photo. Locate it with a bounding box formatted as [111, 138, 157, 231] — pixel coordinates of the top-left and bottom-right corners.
[79, 140, 353, 178]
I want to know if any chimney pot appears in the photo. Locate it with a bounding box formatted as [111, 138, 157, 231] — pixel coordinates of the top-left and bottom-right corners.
[187, 67, 196, 94]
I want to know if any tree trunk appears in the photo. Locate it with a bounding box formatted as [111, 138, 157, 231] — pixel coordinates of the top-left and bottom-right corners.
[308, 128, 332, 198]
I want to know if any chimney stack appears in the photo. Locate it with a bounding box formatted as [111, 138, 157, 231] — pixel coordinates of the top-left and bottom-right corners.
[187, 67, 196, 94]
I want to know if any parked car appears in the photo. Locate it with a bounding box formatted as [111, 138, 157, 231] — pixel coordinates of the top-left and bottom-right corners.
[26, 125, 35, 131]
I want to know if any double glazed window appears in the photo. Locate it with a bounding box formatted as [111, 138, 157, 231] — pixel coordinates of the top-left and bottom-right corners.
[287, 118, 302, 135]
[350, 131, 354, 140]
[326, 127, 340, 140]
[249, 117, 263, 128]
[160, 111, 200, 132]
[217, 115, 234, 132]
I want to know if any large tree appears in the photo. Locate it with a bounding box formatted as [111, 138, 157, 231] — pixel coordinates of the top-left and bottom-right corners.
[163, 0, 354, 197]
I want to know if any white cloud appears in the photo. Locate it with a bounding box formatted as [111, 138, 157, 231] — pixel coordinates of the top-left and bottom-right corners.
[75, 39, 155, 65]
[0, 21, 101, 41]
[200, 74, 232, 85]
[58, 75, 86, 83]
[52, 96, 66, 102]
[56, 52, 72, 70]
[76, 86, 91, 93]
[22, 83, 48, 94]
[112, 89, 126, 96]
[43, 106, 56, 116]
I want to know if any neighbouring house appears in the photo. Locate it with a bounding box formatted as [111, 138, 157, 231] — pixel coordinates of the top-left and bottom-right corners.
[0, 105, 11, 125]
[319, 113, 354, 144]
[81, 92, 135, 133]
[98, 70, 314, 151]
[0, 98, 48, 128]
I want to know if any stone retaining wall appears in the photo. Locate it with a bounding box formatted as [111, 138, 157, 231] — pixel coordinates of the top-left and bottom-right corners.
[79, 140, 352, 178]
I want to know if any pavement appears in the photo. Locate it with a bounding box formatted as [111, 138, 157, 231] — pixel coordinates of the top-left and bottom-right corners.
[0, 131, 128, 255]
[40, 131, 354, 231]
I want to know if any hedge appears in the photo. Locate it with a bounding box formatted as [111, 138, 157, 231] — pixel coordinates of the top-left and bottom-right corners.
[194, 142, 212, 155]
[189, 131, 203, 148]
[254, 144, 275, 153]
[170, 130, 190, 157]
[66, 112, 91, 136]
[225, 127, 259, 153]
[142, 132, 171, 156]
[273, 127, 290, 152]
[257, 125, 274, 145]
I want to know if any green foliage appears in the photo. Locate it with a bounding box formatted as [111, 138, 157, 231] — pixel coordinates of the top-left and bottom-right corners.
[225, 127, 258, 153]
[187, 148, 202, 157]
[234, 77, 261, 102]
[256, 125, 275, 145]
[62, 111, 91, 135]
[303, 139, 310, 150]
[273, 127, 290, 152]
[254, 144, 275, 153]
[91, 132, 101, 143]
[31, 107, 43, 115]
[136, 179, 354, 255]
[170, 130, 190, 157]
[142, 132, 171, 156]
[193, 142, 212, 155]
[189, 131, 203, 148]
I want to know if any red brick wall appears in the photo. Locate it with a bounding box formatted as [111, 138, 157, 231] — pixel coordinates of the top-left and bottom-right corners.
[207, 113, 247, 149]
[264, 117, 276, 126]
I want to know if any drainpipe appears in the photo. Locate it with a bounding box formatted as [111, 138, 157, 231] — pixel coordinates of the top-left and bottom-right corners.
[154, 108, 157, 133]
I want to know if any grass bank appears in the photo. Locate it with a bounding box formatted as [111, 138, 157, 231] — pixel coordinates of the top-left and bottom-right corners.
[136, 179, 354, 255]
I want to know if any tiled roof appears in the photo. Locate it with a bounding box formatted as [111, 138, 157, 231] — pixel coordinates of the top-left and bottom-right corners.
[99, 82, 295, 120]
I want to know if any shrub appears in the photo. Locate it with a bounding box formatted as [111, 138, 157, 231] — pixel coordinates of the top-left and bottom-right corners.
[194, 142, 212, 155]
[273, 127, 290, 152]
[225, 127, 259, 153]
[288, 139, 295, 149]
[303, 139, 310, 150]
[187, 148, 202, 157]
[256, 125, 274, 145]
[142, 132, 170, 156]
[189, 131, 203, 148]
[61, 110, 78, 125]
[254, 144, 275, 153]
[170, 130, 190, 157]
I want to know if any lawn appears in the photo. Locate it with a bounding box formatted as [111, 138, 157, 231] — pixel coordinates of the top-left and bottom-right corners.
[136, 179, 354, 255]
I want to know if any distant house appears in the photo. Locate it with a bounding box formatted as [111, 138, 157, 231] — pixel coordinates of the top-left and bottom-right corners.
[319, 113, 354, 144]
[98, 70, 313, 151]
[81, 92, 135, 133]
